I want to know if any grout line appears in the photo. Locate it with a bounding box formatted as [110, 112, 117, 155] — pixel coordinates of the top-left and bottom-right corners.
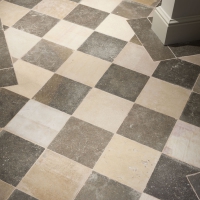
[187, 176, 200, 200]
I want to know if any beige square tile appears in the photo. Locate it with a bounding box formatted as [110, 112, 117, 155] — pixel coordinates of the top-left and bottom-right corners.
[6, 100, 70, 147]
[136, 78, 190, 119]
[0, 180, 14, 200]
[140, 193, 159, 200]
[44, 20, 93, 50]
[33, 0, 78, 19]
[181, 54, 200, 66]
[96, 14, 134, 41]
[163, 120, 200, 168]
[18, 150, 91, 200]
[0, 1, 29, 26]
[114, 42, 159, 76]
[56, 51, 111, 87]
[80, 0, 122, 12]
[5, 28, 40, 59]
[73, 88, 133, 132]
[5, 60, 53, 98]
[94, 134, 161, 192]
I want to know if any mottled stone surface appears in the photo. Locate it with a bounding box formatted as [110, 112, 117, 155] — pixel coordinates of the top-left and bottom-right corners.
[188, 173, 200, 199]
[34, 74, 91, 114]
[64, 4, 109, 29]
[180, 92, 200, 127]
[96, 64, 149, 101]
[75, 172, 141, 200]
[133, 0, 160, 7]
[70, 0, 81, 2]
[117, 104, 176, 151]
[22, 39, 73, 72]
[194, 75, 200, 94]
[0, 68, 18, 87]
[130, 35, 142, 46]
[6, 0, 42, 8]
[0, 180, 14, 200]
[112, 1, 153, 19]
[0, 88, 28, 128]
[128, 18, 174, 61]
[144, 154, 200, 200]
[13, 10, 59, 37]
[0, 131, 44, 186]
[78, 32, 127, 62]
[153, 59, 200, 89]
[8, 190, 38, 200]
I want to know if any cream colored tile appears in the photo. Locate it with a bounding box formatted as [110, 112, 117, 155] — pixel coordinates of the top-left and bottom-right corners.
[0, 1, 29, 26]
[96, 14, 134, 41]
[136, 78, 190, 119]
[0, 180, 14, 200]
[44, 20, 93, 50]
[18, 150, 91, 200]
[6, 100, 70, 147]
[34, 0, 78, 19]
[163, 120, 200, 168]
[73, 88, 133, 133]
[5, 28, 40, 59]
[181, 54, 200, 66]
[5, 60, 53, 98]
[140, 193, 159, 200]
[56, 51, 110, 87]
[114, 43, 159, 76]
[81, 0, 122, 12]
[94, 134, 160, 192]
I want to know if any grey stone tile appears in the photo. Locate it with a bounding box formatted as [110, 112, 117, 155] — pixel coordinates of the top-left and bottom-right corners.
[96, 64, 149, 101]
[180, 92, 200, 128]
[22, 39, 73, 72]
[34, 74, 91, 114]
[78, 32, 127, 62]
[64, 4, 109, 29]
[128, 18, 175, 61]
[0, 20, 2, 29]
[49, 117, 113, 168]
[6, 0, 42, 8]
[0, 131, 44, 186]
[144, 154, 200, 200]
[148, 17, 153, 23]
[8, 190, 38, 200]
[70, 0, 81, 2]
[75, 172, 141, 200]
[112, 1, 153, 19]
[194, 75, 200, 94]
[153, 59, 200, 89]
[0, 88, 28, 128]
[130, 35, 142, 46]
[3, 25, 9, 31]
[0, 68, 18, 87]
[117, 104, 176, 151]
[188, 173, 200, 199]
[13, 10, 59, 37]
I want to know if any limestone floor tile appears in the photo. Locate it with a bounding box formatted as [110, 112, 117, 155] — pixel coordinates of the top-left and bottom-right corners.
[0, 68, 18, 87]
[0, 1, 29, 27]
[8, 190, 37, 200]
[96, 14, 134, 41]
[94, 134, 161, 192]
[139, 193, 159, 200]
[5, 60, 53, 98]
[6, 99, 70, 147]
[5, 28, 40, 59]
[163, 121, 200, 168]
[114, 42, 159, 76]
[6, 0, 42, 9]
[132, 0, 160, 7]
[194, 75, 200, 94]
[136, 77, 191, 119]
[34, 0, 78, 19]
[80, 0, 122, 12]
[18, 150, 91, 200]
[0, 180, 14, 200]
[73, 88, 133, 133]
[44, 20, 93, 50]
[56, 51, 110, 87]
[181, 54, 200, 66]
[187, 173, 200, 199]
[130, 35, 142, 46]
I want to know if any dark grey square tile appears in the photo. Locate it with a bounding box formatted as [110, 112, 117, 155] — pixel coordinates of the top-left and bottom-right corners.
[70, 0, 81, 2]
[144, 154, 200, 200]
[6, 0, 42, 8]
[96, 64, 149, 101]
[22, 39, 73, 72]
[34, 74, 91, 114]
[3, 25, 9, 31]
[180, 92, 200, 128]
[128, 18, 175, 61]
[117, 104, 176, 151]
[13, 11, 59, 37]
[78, 32, 127, 62]
[194, 75, 200, 94]
[112, 1, 153, 19]
[153, 59, 200, 89]
[0, 131, 44, 186]
[64, 4, 109, 29]
[49, 117, 113, 168]
[130, 35, 142, 46]
[148, 17, 153, 23]
[75, 172, 141, 200]
[188, 173, 200, 199]
[0, 88, 28, 128]
[8, 190, 37, 200]
[0, 68, 18, 87]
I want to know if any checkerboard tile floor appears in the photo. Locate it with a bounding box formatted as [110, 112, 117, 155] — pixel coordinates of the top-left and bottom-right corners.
[0, 0, 200, 199]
